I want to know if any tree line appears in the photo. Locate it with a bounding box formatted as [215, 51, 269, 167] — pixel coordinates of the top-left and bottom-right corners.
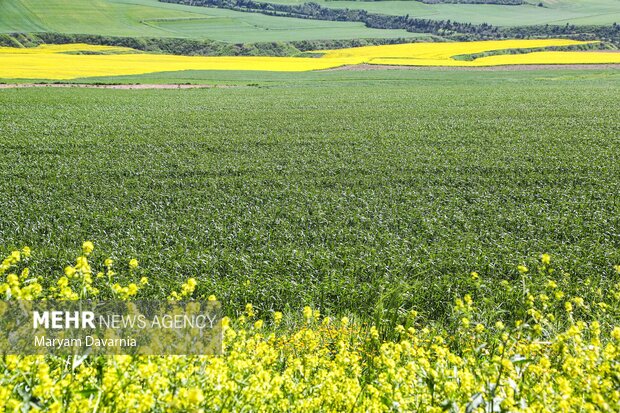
[0, 32, 433, 55]
[416, 0, 525, 4]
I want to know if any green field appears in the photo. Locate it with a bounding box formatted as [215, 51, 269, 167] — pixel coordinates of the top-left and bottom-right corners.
[2, 0, 617, 46]
[267, 0, 620, 26]
[1, 0, 620, 407]
[0, 0, 421, 42]
[1, 69, 619, 322]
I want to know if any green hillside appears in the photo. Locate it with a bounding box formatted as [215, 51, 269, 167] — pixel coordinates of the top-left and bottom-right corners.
[2, 0, 617, 45]
[0, 0, 422, 42]
[267, 0, 620, 26]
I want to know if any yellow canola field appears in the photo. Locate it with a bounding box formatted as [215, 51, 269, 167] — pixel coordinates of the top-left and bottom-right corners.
[318, 38, 590, 60]
[327, 39, 620, 67]
[370, 51, 620, 67]
[0, 40, 618, 80]
[473, 51, 620, 66]
[0, 53, 358, 79]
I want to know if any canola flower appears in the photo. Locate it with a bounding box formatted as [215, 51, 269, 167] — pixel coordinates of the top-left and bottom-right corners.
[0, 43, 353, 79]
[472, 51, 620, 66]
[319, 38, 586, 60]
[0, 40, 618, 80]
[0, 244, 619, 412]
[323, 39, 620, 67]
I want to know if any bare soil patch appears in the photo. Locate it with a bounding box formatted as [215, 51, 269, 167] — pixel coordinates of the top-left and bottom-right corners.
[0, 83, 229, 89]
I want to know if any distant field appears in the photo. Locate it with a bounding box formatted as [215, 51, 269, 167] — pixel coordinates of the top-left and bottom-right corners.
[267, 0, 620, 26]
[2, 0, 618, 45]
[1, 69, 618, 319]
[0, 0, 421, 42]
[3, 39, 620, 80]
[56, 66, 620, 85]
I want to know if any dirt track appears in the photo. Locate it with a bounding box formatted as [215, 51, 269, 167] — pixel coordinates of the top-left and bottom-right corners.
[0, 83, 226, 89]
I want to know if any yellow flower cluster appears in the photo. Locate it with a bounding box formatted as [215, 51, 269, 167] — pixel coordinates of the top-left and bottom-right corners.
[0, 247, 41, 300]
[0, 242, 148, 302]
[0, 39, 618, 80]
[169, 277, 197, 301]
[1, 245, 619, 412]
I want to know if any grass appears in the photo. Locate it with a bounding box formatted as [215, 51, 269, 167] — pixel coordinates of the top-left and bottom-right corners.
[0, 0, 422, 42]
[62, 66, 620, 84]
[1, 69, 618, 325]
[266, 0, 620, 26]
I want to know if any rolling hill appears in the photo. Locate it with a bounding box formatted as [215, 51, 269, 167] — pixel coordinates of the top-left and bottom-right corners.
[0, 0, 423, 42]
[266, 0, 620, 26]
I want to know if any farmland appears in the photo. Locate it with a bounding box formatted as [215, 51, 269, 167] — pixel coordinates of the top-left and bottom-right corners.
[2, 239, 620, 411]
[2, 68, 620, 410]
[1, 9, 620, 407]
[3, 0, 618, 38]
[1, 0, 620, 408]
[2, 69, 619, 323]
[0, 0, 420, 42]
[2, 39, 620, 80]
[265, 0, 620, 26]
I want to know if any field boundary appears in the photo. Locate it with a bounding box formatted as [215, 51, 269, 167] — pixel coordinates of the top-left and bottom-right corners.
[325, 63, 620, 71]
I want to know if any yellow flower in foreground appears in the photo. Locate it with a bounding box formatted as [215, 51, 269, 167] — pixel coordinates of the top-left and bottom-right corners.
[303, 306, 313, 321]
[10, 251, 20, 262]
[541, 254, 551, 265]
[129, 259, 139, 269]
[82, 241, 94, 255]
[187, 388, 204, 405]
[2, 246, 620, 412]
[245, 303, 255, 318]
